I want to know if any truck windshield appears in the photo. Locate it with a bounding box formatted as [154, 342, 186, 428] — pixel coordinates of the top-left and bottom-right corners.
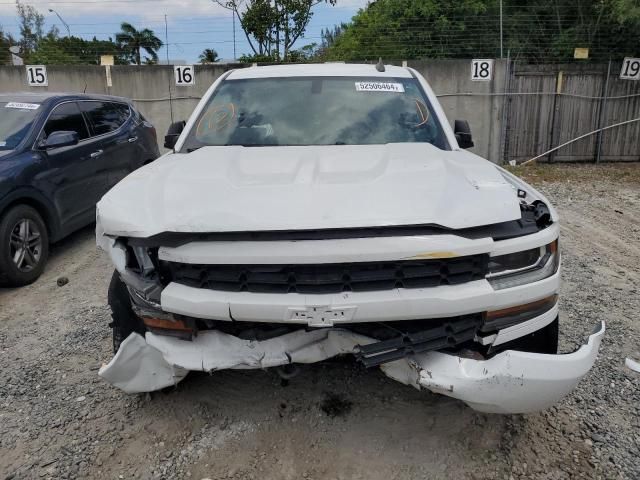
[0, 102, 40, 151]
[181, 76, 449, 150]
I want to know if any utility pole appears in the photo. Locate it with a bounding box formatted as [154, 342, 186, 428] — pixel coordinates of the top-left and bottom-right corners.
[499, 0, 503, 58]
[165, 14, 174, 124]
[595, 59, 612, 163]
[48, 8, 71, 37]
[232, 10, 236, 60]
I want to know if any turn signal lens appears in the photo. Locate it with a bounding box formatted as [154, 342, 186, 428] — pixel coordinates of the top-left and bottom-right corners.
[142, 316, 192, 332]
[483, 294, 558, 332]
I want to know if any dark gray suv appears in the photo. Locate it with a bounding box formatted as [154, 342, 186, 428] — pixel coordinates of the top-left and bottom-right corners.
[0, 92, 160, 286]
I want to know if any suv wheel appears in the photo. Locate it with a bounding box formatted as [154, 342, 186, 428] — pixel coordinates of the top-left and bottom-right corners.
[0, 205, 49, 287]
[108, 270, 145, 353]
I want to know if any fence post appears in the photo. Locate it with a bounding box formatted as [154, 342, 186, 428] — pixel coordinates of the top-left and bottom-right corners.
[499, 52, 512, 164]
[547, 70, 563, 162]
[595, 60, 611, 163]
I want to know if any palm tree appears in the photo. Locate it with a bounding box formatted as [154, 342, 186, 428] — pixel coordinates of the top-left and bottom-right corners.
[115, 22, 163, 65]
[198, 48, 219, 64]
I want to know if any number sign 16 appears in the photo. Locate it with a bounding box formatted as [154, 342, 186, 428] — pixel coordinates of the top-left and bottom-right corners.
[26, 65, 48, 86]
[620, 58, 640, 80]
[175, 65, 195, 86]
[471, 59, 493, 81]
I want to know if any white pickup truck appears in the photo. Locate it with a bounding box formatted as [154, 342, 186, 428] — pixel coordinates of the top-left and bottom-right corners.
[96, 63, 604, 413]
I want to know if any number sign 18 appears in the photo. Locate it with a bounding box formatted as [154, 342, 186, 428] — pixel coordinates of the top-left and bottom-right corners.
[175, 65, 195, 86]
[471, 59, 493, 81]
[620, 58, 640, 80]
[26, 65, 48, 86]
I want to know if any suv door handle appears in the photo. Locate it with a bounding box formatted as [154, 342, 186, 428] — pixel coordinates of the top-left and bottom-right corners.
[90, 150, 104, 158]
[128, 136, 138, 143]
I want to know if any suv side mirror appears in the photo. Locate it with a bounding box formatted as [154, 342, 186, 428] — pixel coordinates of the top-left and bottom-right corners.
[454, 120, 474, 149]
[42, 131, 79, 150]
[164, 120, 186, 150]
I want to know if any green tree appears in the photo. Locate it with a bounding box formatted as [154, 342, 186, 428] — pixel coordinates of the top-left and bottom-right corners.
[27, 38, 81, 65]
[0, 28, 16, 65]
[16, 1, 47, 57]
[238, 52, 278, 63]
[323, 0, 490, 61]
[499, 1, 640, 62]
[115, 22, 163, 65]
[313, 23, 345, 60]
[324, 0, 640, 62]
[199, 48, 220, 63]
[57, 36, 123, 64]
[26, 35, 124, 65]
[215, 0, 336, 60]
[286, 42, 318, 61]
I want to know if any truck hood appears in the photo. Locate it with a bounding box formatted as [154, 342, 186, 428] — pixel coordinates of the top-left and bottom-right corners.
[97, 143, 522, 238]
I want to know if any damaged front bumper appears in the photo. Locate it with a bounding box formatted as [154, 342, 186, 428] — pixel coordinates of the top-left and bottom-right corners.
[99, 321, 605, 414]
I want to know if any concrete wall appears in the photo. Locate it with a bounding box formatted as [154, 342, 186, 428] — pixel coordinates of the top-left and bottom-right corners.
[0, 61, 507, 161]
[408, 59, 507, 161]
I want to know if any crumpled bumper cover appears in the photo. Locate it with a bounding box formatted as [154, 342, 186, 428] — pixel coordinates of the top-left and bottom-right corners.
[383, 321, 605, 413]
[99, 322, 605, 414]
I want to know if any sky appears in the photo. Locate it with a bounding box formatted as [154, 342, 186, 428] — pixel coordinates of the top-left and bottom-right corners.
[0, 0, 368, 62]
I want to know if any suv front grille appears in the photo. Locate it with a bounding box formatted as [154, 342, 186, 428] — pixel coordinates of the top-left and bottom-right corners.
[165, 255, 489, 294]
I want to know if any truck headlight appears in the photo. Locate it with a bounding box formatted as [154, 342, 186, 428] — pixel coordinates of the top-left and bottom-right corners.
[487, 240, 559, 290]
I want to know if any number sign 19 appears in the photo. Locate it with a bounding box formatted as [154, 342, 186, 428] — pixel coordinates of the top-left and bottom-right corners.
[620, 58, 640, 80]
[26, 65, 48, 86]
[175, 65, 195, 86]
[471, 59, 493, 81]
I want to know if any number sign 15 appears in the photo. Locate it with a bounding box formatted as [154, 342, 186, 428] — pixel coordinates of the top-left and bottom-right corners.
[471, 59, 493, 81]
[26, 65, 48, 86]
[175, 65, 195, 86]
[620, 58, 640, 80]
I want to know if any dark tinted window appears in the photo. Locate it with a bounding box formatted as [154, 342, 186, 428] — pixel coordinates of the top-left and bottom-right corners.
[43, 102, 89, 140]
[80, 101, 130, 136]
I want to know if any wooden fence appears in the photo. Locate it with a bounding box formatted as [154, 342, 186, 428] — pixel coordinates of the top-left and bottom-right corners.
[504, 62, 640, 163]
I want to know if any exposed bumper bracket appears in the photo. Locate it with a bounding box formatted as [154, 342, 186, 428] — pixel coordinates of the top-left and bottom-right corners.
[355, 316, 481, 367]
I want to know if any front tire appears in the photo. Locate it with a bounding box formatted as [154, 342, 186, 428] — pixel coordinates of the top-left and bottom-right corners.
[108, 270, 146, 353]
[0, 205, 49, 287]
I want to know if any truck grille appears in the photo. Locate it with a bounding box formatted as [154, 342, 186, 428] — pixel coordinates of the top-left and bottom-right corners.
[165, 255, 489, 294]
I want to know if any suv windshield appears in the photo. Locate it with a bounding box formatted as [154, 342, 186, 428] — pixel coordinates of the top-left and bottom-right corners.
[181, 76, 449, 150]
[0, 102, 41, 151]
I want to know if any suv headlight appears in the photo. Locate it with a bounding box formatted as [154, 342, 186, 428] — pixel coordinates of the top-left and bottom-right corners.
[487, 240, 559, 290]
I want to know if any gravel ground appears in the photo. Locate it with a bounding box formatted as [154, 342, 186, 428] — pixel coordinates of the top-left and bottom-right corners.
[1, 164, 639, 480]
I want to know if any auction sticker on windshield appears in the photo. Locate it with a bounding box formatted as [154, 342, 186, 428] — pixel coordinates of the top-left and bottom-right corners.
[355, 82, 405, 93]
[5, 102, 40, 110]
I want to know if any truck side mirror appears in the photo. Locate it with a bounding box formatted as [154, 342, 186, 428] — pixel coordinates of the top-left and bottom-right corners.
[454, 120, 474, 149]
[164, 120, 186, 150]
